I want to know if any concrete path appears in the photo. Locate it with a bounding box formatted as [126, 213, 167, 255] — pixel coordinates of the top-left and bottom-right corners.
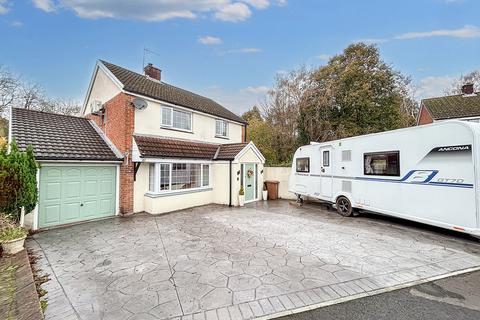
[27, 200, 480, 320]
[278, 270, 480, 320]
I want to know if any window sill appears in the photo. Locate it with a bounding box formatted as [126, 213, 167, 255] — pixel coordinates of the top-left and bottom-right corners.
[160, 126, 193, 134]
[145, 187, 213, 198]
[215, 135, 229, 140]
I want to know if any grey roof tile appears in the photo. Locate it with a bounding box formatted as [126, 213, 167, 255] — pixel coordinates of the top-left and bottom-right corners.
[101, 60, 247, 124]
[11, 108, 121, 161]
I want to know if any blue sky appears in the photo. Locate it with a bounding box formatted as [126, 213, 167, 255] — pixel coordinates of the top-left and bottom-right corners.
[1, 0, 479, 115]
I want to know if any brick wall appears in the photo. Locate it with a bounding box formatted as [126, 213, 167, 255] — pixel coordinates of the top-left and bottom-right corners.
[417, 105, 434, 125]
[87, 93, 135, 214]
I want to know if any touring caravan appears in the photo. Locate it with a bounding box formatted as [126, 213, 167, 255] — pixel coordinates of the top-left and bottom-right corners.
[289, 121, 480, 236]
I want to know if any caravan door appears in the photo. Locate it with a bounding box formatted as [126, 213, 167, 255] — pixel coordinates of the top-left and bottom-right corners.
[320, 146, 333, 198]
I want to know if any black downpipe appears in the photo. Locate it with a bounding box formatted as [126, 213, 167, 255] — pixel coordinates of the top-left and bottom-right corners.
[229, 160, 233, 207]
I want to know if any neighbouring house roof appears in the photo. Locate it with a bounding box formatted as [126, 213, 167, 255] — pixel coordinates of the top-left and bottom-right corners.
[11, 108, 122, 161]
[421, 93, 480, 120]
[100, 60, 247, 124]
[133, 135, 248, 161]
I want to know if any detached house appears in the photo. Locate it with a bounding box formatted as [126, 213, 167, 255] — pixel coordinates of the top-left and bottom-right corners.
[417, 83, 480, 125]
[11, 60, 265, 229]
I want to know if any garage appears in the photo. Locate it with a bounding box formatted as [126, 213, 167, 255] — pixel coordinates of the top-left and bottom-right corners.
[39, 166, 117, 228]
[11, 108, 123, 229]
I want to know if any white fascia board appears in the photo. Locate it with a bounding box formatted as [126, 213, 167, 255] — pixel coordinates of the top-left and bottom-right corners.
[81, 61, 125, 115]
[141, 158, 214, 164]
[234, 141, 266, 164]
[132, 138, 142, 162]
[89, 119, 124, 159]
[39, 160, 123, 165]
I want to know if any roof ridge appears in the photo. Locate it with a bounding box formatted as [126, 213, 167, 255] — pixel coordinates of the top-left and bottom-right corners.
[12, 107, 83, 120]
[101, 60, 217, 104]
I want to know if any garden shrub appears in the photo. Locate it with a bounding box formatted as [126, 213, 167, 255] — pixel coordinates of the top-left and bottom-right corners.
[0, 140, 38, 222]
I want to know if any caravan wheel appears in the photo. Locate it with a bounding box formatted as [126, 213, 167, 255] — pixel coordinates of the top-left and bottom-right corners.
[336, 196, 353, 217]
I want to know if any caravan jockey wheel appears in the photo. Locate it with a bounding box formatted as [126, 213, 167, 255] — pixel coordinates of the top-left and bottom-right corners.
[336, 196, 353, 217]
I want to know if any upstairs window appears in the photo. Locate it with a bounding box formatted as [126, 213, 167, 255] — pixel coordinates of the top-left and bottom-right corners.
[161, 106, 192, 131]
[364, 151, 400, 176]
[215, 120, 228, 138]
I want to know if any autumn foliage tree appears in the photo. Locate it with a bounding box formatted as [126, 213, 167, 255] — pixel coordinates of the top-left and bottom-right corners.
[298, 43, 417, 144]
[244, 43, 417, 165]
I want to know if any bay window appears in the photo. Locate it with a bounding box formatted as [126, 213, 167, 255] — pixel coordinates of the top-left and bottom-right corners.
[161, 106, 192, 131]
[148, 162, 211, 194]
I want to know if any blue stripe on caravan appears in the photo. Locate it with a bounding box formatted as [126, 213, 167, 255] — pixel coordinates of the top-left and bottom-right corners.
[354, 169, 473, 189]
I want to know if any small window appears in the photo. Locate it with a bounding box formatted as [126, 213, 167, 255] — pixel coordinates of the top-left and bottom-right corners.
[322, 151, 330, 167]
[202, 164, 210, 187]
[159, 163, 170, 190]
[161, 107, 172, 126]
[215, 120, 228, 137]
[296, 157, 310, 173]
[149, 163, 155, 192]
[364, 151, 400, 176]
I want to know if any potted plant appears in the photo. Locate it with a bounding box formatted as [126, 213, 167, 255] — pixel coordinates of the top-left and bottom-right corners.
[238, 186, 245, 206]
[262, 183, 268, 201]
[0, 224, 28, 255]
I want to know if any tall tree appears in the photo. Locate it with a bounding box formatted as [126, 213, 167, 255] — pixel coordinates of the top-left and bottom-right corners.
[298, 43, 417, 144]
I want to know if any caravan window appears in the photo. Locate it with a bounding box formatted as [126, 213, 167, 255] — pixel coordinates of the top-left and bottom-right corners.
[322, 151, 330, 167]
[364, 151, 400, 176]
[296, 158, 310, 173]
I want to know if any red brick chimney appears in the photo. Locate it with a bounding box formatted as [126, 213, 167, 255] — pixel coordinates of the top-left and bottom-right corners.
[462, 83, 474, 95]
[144, 63, 161, 81]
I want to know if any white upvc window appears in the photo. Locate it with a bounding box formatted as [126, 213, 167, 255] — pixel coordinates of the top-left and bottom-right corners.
[148, 162, 211, 194]
[161, 106, 192, 131]
[215, 119, 228, 138]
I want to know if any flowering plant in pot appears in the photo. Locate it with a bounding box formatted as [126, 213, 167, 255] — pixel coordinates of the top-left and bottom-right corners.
[262, 183, 268, 201]
[238, 186, 245, 206]
[0, 224, 28, 255]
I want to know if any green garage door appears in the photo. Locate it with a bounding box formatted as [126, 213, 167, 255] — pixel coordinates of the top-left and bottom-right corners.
[39, 166, 116, 228]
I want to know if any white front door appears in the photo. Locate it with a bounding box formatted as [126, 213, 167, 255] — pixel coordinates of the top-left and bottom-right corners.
[320, 147, 333, 198]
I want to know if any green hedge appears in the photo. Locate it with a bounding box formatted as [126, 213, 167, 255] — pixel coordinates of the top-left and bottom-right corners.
[0, 140, 38, 222]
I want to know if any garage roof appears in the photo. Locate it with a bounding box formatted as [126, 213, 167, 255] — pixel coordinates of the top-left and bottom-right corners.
[11, 108, 122, 161]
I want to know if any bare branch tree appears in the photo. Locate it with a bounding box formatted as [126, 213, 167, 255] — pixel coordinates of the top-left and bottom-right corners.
[445, 70, 480, 95]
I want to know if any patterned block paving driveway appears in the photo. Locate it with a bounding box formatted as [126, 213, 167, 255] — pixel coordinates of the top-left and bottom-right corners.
[28, 200, 480, 320]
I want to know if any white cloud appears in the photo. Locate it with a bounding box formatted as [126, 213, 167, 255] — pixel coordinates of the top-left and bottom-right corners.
[10, 20, 23, 27]
[355, 38, 388, 44]
[244, 86, 270, 94]
[415, 75, 456, 99]
[203, 85, 267, 114]
[316, 54, 330, 61]
[395, 25, 480, 40]
[198, 36, 222, 45]
[0, 0, 9, 14]
[30, 0, 276, 22]
[226, 47, 262, 54]
[276, 0, 287, 6]
[214, 2, 251, 22]
[242, 0, 269, 9]
[32, 0, 56, 12]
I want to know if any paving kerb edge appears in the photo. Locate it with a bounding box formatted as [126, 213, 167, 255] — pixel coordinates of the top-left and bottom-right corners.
[256, 265, 480, 320]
